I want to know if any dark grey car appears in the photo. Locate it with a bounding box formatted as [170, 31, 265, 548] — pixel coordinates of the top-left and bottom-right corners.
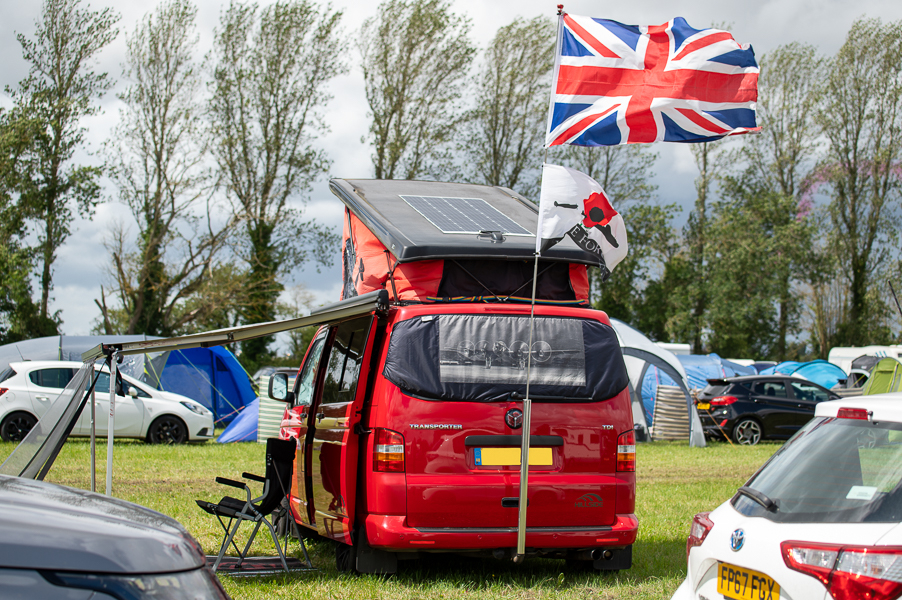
[0, 475, 229, 599]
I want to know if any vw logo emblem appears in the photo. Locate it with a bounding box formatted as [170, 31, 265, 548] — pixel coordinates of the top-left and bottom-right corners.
[505, 409, 523, 429]
[730, 528, 745, 552]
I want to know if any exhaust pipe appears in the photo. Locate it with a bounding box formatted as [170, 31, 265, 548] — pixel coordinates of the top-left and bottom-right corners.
[574, 548, 604, 561]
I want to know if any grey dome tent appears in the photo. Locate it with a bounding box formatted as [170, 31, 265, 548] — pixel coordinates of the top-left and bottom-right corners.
[609, 319, 704, 447]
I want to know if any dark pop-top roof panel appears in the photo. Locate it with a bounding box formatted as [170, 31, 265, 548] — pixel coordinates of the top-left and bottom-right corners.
[330, 178, 601, 265]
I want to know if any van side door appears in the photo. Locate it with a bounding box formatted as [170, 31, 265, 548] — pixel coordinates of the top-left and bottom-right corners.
[281, 331, 327, 528]
[307, 316, 377, 543]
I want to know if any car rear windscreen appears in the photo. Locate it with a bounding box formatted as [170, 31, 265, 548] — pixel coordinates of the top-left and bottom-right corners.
[382, 314, 628, 402]
[701, 383, 731, 397]
[732, 416, 902, 523]
[0, 367, 15, 383]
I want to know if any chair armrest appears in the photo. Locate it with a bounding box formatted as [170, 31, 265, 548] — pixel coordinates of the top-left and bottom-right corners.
[242, 472, 265, 483]
[215, 477, 246, 489]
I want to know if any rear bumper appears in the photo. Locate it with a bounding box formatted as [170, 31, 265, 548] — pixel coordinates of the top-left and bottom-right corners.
[363, 513, 638, 551]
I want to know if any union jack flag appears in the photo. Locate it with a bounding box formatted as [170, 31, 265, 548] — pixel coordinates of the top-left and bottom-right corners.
[545, 14, 759, 146]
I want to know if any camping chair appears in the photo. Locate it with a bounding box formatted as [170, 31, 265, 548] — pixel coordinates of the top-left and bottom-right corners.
[196, 437, 311, 573]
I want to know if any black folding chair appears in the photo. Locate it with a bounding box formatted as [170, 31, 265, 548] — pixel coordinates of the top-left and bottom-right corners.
[196, 437, 311, 572]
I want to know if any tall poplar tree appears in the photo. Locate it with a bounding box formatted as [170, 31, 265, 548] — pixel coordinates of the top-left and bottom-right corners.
[103, 0, 233, 336]
[459, 16, 553, 196]
[210, 0, 344, 363]
[10, 0, 119, 326]
[359, 0, 475, 180]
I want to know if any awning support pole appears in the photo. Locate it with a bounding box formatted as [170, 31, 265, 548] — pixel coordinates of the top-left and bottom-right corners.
[90, 382, 96, 493]
[106, 351, 117, 496]
[514, 251, 541, 562]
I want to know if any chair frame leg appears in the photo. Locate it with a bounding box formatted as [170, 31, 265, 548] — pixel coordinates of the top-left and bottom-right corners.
[213, 516, 245, 571]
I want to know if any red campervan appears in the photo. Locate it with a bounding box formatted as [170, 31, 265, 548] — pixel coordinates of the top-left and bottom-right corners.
[271, 179, 637, 573]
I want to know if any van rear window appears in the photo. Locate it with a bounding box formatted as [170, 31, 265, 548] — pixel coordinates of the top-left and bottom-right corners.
[383, 314, 627, 403]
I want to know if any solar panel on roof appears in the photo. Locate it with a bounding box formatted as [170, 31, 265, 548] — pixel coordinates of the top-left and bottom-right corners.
[400, 195, 533, 236]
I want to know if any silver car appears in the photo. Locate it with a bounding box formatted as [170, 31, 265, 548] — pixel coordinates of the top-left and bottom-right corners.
[0, 474, 229, 599]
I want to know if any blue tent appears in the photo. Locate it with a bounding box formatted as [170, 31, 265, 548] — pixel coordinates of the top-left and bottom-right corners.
[217, 398, 259, 443]
[0, 336, 255, 425]
[158, 346, 255, 425]
[760, 360, 847, 390]
[640, 354, 754, 427]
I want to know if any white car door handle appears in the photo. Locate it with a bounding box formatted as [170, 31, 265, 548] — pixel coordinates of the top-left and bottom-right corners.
[36, 396, 50, 401]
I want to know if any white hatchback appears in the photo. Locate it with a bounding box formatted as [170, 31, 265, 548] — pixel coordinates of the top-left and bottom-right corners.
[673, 394, 902, 600]
[0, 361, 214, 444]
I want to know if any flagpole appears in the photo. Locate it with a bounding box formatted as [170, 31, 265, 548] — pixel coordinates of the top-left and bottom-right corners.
[514, 252, 540, 562]
[514, 2, 566, 565]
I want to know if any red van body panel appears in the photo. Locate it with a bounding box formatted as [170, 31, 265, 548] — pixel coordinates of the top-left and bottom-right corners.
[281, 302, 637, 557]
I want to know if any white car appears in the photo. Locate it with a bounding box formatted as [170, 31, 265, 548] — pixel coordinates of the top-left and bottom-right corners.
[0, 361, 214, 444]
[673, 394, 902, 600]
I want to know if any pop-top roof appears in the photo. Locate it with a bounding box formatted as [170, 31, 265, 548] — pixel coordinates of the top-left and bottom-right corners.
[329, 178, 602, 266]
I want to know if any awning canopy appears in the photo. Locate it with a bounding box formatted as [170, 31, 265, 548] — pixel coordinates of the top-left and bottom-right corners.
[82, 290, 390, 361]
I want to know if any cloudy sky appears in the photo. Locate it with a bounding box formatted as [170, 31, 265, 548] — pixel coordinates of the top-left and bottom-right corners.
[2, 0, 902, 337]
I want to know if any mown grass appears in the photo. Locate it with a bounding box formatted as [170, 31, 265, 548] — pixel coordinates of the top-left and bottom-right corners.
[0, 438, 780, 599]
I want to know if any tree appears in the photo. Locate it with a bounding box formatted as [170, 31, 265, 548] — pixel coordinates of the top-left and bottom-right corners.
[555, 144, 663, 317]
[10, 0, 119, 325]
[734, 43, 824, 359]
[359, 0, 475, 180]
[813, 18, 902, 346]
[210, 0, 345, 362]
[458, 16, 553, 196]
[703, 186, 813, 359]
[595, 202, 680, 328]
[683, 141, 728, 353]
[103, 0, 233, 337]
[0, 110, 48, 343]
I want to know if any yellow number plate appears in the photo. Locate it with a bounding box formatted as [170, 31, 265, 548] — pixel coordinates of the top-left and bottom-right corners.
[474, 447, 553, 466]
[717, 563, 780, 600]
[697, 402, 711, 410]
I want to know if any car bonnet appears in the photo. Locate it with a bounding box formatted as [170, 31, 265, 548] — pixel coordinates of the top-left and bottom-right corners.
[0, 475, 205, 573]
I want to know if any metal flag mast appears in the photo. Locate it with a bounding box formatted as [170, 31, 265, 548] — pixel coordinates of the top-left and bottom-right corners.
[514, 2, 566, 564]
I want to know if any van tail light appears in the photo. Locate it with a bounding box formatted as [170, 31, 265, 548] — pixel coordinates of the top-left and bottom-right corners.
[782, 541, 902, 600]
[710, 395, 738, 406]
[837, 407, 870, 420]
[686, 512, 713, 559]
[373, 428, 405, 473]
[616, 430, 635, 472]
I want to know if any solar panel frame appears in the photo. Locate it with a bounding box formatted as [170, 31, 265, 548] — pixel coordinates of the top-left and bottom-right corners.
[400, 195, 533, 236]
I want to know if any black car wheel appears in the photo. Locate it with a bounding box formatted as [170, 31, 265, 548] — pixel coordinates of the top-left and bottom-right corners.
[1, 411, 38, 442]
[733, 418, 762, 446]
[146, 415, 188, 444]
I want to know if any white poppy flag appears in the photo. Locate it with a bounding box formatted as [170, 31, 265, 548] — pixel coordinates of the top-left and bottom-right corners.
[536, 163, 628, 280]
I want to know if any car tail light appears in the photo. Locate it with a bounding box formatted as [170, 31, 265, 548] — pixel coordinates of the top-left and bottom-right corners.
[782, 541, 902, 600]
[686, 512, 713, 558]
[616, 430, 635, 472]
[710, 395, 738, 406]
[373, 428, 405, 473]
[0, 387, 7, 396]
[837, 407, 869, 420]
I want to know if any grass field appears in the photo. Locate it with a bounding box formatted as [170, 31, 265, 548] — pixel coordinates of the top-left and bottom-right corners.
[0, 438, 780, 599]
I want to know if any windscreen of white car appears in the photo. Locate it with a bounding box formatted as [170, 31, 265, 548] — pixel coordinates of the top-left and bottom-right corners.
[733, 416, 902, 523]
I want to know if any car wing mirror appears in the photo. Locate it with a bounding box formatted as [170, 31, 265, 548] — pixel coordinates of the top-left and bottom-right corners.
[268, 373, 295, 403]
[128, 387, 138, 398]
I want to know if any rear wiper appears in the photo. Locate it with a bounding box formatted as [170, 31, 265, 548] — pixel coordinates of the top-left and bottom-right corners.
[737, 486, 779, 512]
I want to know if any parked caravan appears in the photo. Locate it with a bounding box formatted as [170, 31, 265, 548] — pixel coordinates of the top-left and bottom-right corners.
[269, 179, 637, 574]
